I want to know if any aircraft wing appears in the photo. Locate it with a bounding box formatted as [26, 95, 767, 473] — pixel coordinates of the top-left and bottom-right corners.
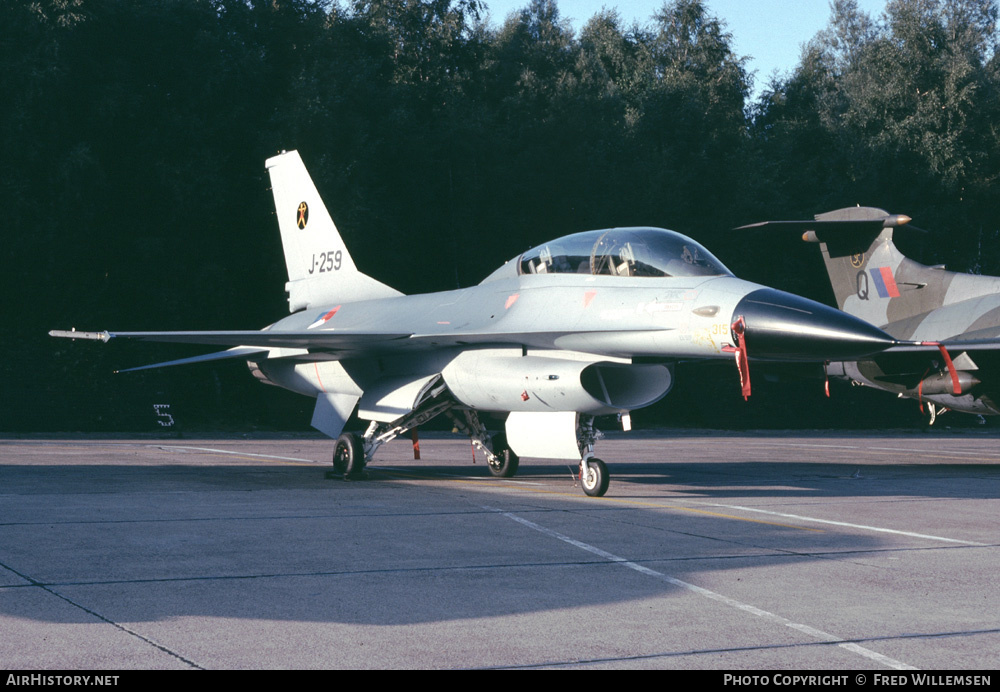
[49, 326, 679, 373]
[50, 329, 413, 351]
[49, 328, 417, 373]
[51, 326, 675, 351]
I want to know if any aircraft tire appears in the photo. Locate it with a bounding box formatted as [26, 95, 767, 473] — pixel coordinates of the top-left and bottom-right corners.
[487, 433, 519, 478]
[334, 432, 366, 477]
[581, 458, 609, 497]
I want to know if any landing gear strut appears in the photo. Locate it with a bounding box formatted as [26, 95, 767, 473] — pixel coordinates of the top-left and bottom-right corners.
[330, 378, 452, 478]
[329, 394, 612, 498]
[446, 409, 520, 478]
[920, 400, 951, 429]
[486, 432, 519, 478]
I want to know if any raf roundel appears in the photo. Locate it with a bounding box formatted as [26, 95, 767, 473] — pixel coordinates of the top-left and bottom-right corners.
[296, 201, 309, 229]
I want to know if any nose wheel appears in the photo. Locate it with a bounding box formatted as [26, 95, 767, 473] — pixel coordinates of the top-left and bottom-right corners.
[580, 457, 609, 497]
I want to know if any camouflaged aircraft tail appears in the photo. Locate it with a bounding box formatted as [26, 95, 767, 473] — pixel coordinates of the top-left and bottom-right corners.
[805, 207, 916, 329]
[741, 206, 1000, 336]
[742, 207, 934, 331]
[804, 208, 1000, 339]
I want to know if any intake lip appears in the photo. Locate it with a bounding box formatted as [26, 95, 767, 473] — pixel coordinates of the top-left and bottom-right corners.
[732, 288, 895, 361]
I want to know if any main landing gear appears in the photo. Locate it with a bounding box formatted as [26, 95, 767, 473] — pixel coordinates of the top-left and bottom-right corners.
[486, 432, 519, 478]
[919, 400, 950, 428]
[333, 432, 366, 478]
[330, 400, 611, 497]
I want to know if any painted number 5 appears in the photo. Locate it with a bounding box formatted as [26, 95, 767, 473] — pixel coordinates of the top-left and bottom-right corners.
[153, 404, 174, 427]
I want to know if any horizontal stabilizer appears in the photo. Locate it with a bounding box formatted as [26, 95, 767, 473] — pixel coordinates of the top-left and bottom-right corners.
[736, 207, 915, 246]
[737, 219, 887, 232]
[116, 346, 270, 373]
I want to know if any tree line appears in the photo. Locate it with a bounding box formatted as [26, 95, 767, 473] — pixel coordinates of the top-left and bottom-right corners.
[4, 0, 999, 431]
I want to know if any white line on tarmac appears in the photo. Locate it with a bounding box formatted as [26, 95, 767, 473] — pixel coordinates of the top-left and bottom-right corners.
[155, 445, 320, 463]
[741, 441, 1000, 458]
[489, 506, 918, 670]
[700, 504, 986, 546]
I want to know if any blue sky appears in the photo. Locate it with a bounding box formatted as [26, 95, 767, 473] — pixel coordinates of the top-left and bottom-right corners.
[480, 1, 889, 97]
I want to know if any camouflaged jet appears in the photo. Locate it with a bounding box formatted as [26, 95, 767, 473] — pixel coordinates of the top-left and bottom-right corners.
[740, 206, 1000, 424]
[52, 153, 904, 496]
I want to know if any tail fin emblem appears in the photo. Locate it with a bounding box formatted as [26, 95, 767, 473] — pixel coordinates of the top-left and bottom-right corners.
[296, 202, 309, 229]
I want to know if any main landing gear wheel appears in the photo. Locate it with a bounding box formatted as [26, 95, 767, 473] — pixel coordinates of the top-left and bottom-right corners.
[580, 458, 609, 497]
[487, 433, 520, 478]
[333, 432, 366, 478]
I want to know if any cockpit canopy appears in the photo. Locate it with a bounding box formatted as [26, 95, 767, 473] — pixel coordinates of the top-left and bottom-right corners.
[517, 227, 732, 279]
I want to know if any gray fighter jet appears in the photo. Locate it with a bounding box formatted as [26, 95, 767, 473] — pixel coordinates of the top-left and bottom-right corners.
[52, 153, 903, 496]
[740, 207, 1000, 424]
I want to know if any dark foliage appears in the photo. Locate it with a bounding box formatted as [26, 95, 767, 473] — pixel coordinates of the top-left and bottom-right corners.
[4, 0, 999, 432]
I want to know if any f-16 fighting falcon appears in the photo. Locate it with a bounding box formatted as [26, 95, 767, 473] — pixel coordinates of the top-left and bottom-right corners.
[740, 207, 1000, 425]
[53, 152, 903, 496]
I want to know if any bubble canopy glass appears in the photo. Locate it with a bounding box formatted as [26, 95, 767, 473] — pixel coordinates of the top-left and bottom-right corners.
[517, 228, 733, 278]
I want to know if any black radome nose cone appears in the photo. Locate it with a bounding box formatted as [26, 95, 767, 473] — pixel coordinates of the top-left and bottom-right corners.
[732, 288, 894, 361]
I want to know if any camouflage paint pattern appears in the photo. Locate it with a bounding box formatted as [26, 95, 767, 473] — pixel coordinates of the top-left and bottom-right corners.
[742, 207, 1000, 418]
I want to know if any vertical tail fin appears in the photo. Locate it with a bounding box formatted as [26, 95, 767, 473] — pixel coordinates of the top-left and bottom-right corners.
[805, 207, 909, 328]
[740, 207, 917, 329]
[265, 150, 401, 312]
[775, 206, 1000, 334]
[807, 208, 1000, 334]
